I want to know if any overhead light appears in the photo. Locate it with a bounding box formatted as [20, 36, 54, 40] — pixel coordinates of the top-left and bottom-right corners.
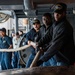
[73, 9, 75, 14]
[24, 10, 37, 17]
[24, 12, 28, 16]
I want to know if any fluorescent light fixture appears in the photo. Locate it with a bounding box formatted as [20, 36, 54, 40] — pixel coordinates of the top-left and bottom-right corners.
[73, 9, 75, 14]
[24, 12, 28, 16]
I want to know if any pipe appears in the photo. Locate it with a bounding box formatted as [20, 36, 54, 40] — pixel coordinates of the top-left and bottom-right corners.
[24, 0, 34, 10]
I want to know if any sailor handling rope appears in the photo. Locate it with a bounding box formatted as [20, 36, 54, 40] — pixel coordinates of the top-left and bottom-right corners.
[0, 41, 42, 68]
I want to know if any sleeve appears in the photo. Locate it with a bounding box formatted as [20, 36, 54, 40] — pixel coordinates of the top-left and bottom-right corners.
[35, 31, 41, 42]
[12, 37, 15, 47]
[38, 28, 52, 47]
[7, 37, 12, 46]
[39, 26, 66, 62]
[0, 38, 2, 48]
[25, 32, 31, 44]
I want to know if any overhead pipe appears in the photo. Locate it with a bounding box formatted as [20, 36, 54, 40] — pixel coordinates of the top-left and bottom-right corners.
[23, 0, 34, 10]
[23, 0, 37, 17]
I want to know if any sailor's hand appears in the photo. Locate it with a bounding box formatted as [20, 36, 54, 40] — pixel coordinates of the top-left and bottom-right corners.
[28, 41, 31, 45]
[28, 41, 36, 48]
[30, 42, 37, 48]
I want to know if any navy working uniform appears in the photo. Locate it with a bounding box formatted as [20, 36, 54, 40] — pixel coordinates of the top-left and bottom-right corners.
[25, 28, 40, 68]
[38, 24, 57, 66]
[37, 12, 57, 66]
[0, 35, 12, 70]
[0, 37, 2, 70]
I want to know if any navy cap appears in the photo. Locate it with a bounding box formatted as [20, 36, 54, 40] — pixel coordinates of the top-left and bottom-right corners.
[33, 19, 40, 25]
[54, 3, 67, 14]
[0, 28, 6, 32]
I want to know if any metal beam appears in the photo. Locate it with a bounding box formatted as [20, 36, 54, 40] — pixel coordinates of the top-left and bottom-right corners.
[0, 5, 23, 10]
[0, 0, 23, 5]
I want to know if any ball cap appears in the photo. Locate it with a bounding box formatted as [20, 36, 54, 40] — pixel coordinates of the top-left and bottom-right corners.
[0, 28, 6, 32]
[33, 19, 40, 25]
[54, 3, 67, 14]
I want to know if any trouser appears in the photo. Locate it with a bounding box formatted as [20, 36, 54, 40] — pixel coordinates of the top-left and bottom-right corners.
[57, 62, 69, 66]
[26, 54, 35, 68]
[1, 52, 12, 70]
[12, 52, 20, 68]
[0, 52, 2, 70]
[0, 52, 2, 61]
[43, 56, 57, 66]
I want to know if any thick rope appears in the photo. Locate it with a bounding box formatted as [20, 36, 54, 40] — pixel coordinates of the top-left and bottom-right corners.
[30, 51, 41, 68]
[0, 45, 31, 52]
